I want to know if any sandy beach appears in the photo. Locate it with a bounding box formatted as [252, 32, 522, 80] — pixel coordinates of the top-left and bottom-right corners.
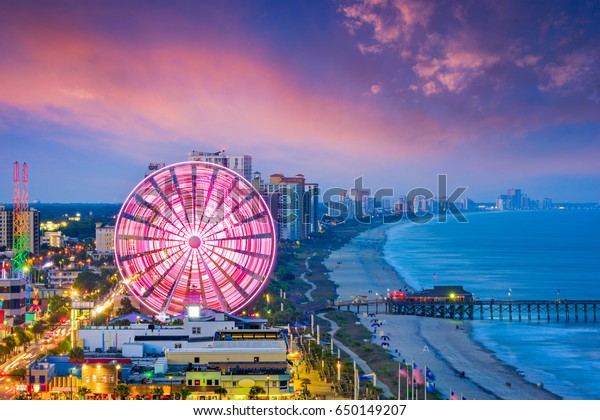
[325, 224, 559, 400]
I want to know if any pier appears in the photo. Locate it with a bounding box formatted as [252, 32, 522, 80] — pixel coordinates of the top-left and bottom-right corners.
[328, 299, 600, 322]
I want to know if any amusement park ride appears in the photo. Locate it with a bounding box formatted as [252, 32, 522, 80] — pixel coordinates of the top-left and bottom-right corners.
[12, 162, 40, 312]
[114, 161, 277, 320]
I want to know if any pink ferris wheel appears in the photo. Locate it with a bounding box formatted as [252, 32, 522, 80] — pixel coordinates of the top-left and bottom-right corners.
[114, 161, 277, 317]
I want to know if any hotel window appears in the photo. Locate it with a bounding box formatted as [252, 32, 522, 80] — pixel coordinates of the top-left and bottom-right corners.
[174, 343, 182, 349]
[232, 381, 237, 387]
[206, 380, 213, 386]
[194, 357, 200, 363]
[195, 380, 200, 386]
[192, 327, 201, 334]
[188, 380, 192, 386]
[254, 357, 260, 362]
[214, 380, 219, 386]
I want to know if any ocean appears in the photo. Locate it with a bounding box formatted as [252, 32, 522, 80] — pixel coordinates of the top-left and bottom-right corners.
[382, 210, 600, 399]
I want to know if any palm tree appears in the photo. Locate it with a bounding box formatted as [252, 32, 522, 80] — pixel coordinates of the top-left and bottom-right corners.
[31, 321, 47, 339]
[2, 335, 16, 355]
[68, 347, 85, 362]
[0, 344, 9, 362]
[177, 387, 191, 400]
[77, 387, 93, 400]
[152, 385, 164, 399]
[214, 386, 228, 400]
[248, 385, 265, 400]
[114, 384, 131, 400]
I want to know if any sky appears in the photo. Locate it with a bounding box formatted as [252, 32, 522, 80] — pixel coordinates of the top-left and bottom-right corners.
[0, 0, 599, 203]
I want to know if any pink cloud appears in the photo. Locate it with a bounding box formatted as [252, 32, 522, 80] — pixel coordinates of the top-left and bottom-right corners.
[357, 42, 383, 54]
[538, 51, 598, 93]
[341, 0, 433, 47]
[370, 83, 383, 94]
[0, 9, 457, 166]
[515, 54, 543, 68]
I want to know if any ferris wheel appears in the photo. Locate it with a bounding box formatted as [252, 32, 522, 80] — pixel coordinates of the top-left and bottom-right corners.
[114, 161, 277, 317]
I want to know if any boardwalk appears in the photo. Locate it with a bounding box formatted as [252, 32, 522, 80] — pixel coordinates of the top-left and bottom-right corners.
[329, 299, 600, 322]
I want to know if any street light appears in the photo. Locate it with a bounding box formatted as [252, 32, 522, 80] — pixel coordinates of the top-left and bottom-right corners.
[168, 375, 173, 399]
[266, 375, 270, 399]
[116, 364, 121, 388]
[337, 361, 341, 382]
[69, 374, 73, 400]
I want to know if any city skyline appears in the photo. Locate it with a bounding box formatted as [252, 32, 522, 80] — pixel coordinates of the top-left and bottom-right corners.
[1, 1, 599, 203]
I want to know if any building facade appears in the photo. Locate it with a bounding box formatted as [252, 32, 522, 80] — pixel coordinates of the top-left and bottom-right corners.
[0, 276, 26, 325]
[188, 150, 253, 181]
[264, 174, 319, 241]
[95, 224, 115, 254]
[0, 207, 40, 254]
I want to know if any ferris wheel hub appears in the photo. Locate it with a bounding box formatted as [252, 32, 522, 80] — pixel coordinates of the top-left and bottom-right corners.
[188, 235, 202, 249]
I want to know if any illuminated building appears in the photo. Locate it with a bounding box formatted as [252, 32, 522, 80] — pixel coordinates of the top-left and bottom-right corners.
[265, 173, 319, 241]
[42, 231, 65, 248]
[0, 206, 40, 254]
[0, 274, 26, 325]
[47, 270, 82, 288]
[95, 224, 114, 254]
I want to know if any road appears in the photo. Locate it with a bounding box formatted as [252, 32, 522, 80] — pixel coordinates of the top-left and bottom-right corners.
[0, 325, 70, 400]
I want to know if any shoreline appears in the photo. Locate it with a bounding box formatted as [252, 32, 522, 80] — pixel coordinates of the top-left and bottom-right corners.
[324, 223, 560, 400]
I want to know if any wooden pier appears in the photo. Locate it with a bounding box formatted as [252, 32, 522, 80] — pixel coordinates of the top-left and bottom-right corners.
[329, 298, 600, 322]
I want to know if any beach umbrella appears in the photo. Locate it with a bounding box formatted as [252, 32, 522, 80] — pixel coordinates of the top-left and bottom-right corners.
[368, 313, 376, 317]
[381, 335, 390, 341]
[449, 390, 460, 400]
[381, 342, 390, 348]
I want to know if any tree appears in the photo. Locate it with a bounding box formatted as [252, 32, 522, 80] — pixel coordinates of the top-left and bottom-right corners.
[0, 344, 9, 362]
[13, 326, 29, 348]
[48, 295, 69, 314]
[32, 320, 48, 338]
[68, 347, 85, 362]
[177, 387, 191, 400]
[116, 297, 137, 316]
[2, 336, 16, 355]
[248, 385, 265, 400]
[151, 386, 164, 399]
[77, 387, 92, 400]
[73, 270, 101, 294]
[214, 386, 228, 400]
[114, 384, 131, 400]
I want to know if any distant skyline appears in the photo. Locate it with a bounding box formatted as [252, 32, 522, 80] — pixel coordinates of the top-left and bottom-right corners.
[1, 1, 599, 203]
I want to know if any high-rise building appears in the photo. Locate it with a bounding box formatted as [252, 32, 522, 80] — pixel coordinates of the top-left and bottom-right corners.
[266, 174, 304, 241]
[264, 174, 319, 241]
[188, 150, 252, 181]
[542, 198, 553, 210]
[0, 206, 40, 255]
[29, 209, 41, 255]
[507, 188, 522, 210]
[145, 162, 166, 178]
[304, 183, 320, 236]
[95, 224, 115, 254]
[0, 206, 12, 250]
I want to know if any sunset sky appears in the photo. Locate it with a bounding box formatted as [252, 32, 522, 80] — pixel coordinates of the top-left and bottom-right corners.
[1, 0, 599, 203]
